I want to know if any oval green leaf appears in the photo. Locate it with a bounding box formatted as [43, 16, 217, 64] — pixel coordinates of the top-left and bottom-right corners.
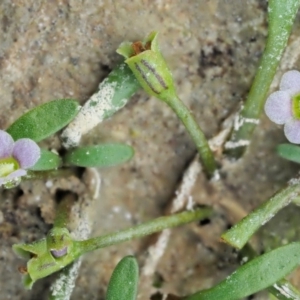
[106, 256, 139, 300]
[64, 143, 134, 167]
[29, 149, 62, 171]
[185, 242, 300, 300]
[277, 143, 300, 164]
[7, 99, 79, 142]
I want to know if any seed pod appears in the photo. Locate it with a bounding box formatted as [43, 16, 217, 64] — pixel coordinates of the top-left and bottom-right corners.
[117, 32, 177, 103]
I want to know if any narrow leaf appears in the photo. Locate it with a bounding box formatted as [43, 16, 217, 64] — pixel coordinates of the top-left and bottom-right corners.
[29, 150, 61, 171]
[106, 256, 139, 300]
[185, 242, 300, 300]
[238, 244, 300, 300]
[64, 144, 134, 167]
[7, 99, 79, 142]
[277, 144, 300, 163]
[221, 183, 300, 249]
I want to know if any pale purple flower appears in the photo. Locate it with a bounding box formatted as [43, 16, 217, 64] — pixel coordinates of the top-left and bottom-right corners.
[0, 130, 40, 185]
[264, 70, 300, 144]
[50, 246, 68, 258]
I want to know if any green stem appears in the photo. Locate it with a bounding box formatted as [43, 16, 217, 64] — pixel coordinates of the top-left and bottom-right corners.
[117, 32, 216, 176]
[166, 96, 216, 177]
[76, 208, 212, 256]
[23, 168, 75, 181]
[221, 182, 300, 249]
[226, 0, 300, 158]
[53, 195, 74, 228]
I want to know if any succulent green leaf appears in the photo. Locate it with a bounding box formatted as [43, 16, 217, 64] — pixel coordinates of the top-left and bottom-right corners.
[221, 183, 300, 249]
[268, 279, 300, 300]
[7, 99, 79, 142]
[29, 149, 62, 171]
[185, 242, 300, 300]
[64, 144, 134, 167]
[277, 143, 300, 164]
[106, 256, 139, 300]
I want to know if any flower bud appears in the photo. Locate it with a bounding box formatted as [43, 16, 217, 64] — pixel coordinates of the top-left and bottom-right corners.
[13, 227, 75, 289]
[117, 32, 177, 103]
[47, 228, 72, 258]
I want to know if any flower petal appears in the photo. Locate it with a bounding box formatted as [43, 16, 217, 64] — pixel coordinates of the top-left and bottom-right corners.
[6, 169, 27, 179]
[280, 70, 300, 91]
[0, 169, 26, 186]
[50, 246, 68, 258]
[264, 91, 292, 124]
[12, 139, 40, 169]
[0, 130, 14, 158]
[284, 118, 300, 144]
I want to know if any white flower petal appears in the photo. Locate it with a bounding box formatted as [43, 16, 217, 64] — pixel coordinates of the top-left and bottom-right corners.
[5, 169, 27, 179]
[264, 91, 292, 124]
[12, 139, 40, 169]
[280, 70, 300, 91]
[284, 118, 300, 144]
[284, 88, 300, 97]
[0, 130, 14, 158]
[0, 169, 26, 186]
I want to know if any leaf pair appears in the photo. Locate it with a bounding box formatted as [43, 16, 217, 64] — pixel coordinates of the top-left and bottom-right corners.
[7, 100, 78, 171]
[6, 99, 134, 170]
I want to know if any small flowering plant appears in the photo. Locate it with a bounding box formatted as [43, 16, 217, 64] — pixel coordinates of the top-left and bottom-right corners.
[0, 130, 40, 187]
[264, 70, 300, 164]
[8, 0, 300, 298]
[0, 99, 134, 189]
[265, 70, 300, 144]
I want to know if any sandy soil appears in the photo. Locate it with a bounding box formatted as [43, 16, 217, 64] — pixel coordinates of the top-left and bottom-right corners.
[1, 1, 300, 299]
